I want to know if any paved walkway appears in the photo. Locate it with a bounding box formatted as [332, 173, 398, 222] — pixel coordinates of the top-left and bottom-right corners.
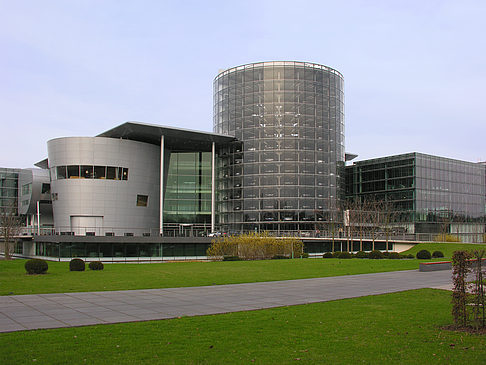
[0, 269, 452, 333]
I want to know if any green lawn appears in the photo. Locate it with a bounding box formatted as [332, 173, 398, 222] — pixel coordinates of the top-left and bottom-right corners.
[1, 289, 484, 364]
[2, 242, 484, 296]
[1, 258, 422, 295]
[401, 242, 486, 258]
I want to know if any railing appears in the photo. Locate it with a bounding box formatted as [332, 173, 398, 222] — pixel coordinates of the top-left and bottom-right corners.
[8, 226, 485, 244]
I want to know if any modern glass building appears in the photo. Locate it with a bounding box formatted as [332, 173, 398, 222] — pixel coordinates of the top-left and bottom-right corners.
[4, 61, 486, 261]
[345, 153, 486, 242]
[214, 61, 345, 233]
[164, 151, 213, 236]
[0, 168, 19, 216]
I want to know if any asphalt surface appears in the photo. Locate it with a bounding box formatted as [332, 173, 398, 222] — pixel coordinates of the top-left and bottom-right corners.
[0, 269, 452, 333]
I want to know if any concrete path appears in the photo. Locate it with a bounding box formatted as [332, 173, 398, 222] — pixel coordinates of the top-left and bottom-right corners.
[0, 269, 452, 333]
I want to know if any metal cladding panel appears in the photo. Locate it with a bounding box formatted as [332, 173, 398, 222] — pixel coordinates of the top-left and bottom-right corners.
[48, 137, 160, 235]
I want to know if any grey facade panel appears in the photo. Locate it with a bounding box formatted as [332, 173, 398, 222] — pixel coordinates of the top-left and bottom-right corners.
[48, 137, 161, 235]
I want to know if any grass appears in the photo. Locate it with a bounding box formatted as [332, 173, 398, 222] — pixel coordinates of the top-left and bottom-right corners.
[401, 242, 486, 259]
[0, 289, 484, 364]
[2, 242, 483, 296]
[1, 258, 422, 295]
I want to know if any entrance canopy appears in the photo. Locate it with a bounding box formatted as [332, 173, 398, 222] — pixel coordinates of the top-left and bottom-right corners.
[98, 121, 235, 151]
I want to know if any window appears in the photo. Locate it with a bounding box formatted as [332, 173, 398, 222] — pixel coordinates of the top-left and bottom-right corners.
[81, 165, 93, 179]
[67, 165, 79, 178]
[94, 166, 106, 179]
[22, 183, 32, 195]
[41, 183, 50, 194]
[53, 165, 128, 181]
[57, 166, 67, 179]
[137, 194, 148, 207]
[106, 166, 117, 179]
[121, 167, 129, 180]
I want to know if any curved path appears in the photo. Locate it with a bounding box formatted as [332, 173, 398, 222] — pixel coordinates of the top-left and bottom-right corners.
[0, 269, 452, 333]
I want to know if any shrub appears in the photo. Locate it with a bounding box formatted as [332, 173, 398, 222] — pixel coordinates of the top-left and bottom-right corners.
[368, 250, 384, 259]
[416, 249, 432, 259]
[406, 254, 415, 259]
[25, 259, 48, 274]
[432, 251, 444, 258]
[272, 255, 289, 260]
[388, 252, 400, 259]
[355, 251, 368, 259]
[69, 258, 85, 271]
[434, 234, 461, 243]
[323, 252, 334, 258]
[88, 261, 104, 270]
[382, 251, 390, 258]
[300, 252, 309, 258]
[207, 233, 303, 260]
[223, 255, 240, 261]
[335, 251, 353, 259]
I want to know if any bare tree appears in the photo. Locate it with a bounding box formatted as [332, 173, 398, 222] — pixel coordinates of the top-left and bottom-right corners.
[380, 201, 398, 252]
[471, 249, 485, 329]
[367, 198, 383, 251]
[0, 202, 21, 260]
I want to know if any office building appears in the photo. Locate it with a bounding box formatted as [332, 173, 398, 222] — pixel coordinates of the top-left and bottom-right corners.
[345, 153, 486, 242]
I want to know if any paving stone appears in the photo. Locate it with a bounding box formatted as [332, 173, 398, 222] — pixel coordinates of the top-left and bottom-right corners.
[0, 269, 453, 333]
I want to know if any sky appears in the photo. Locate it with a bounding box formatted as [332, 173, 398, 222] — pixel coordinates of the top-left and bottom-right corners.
[1, 0, 485, 168]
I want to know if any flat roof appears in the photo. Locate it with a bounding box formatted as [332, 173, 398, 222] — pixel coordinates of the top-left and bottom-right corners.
[97, 121, 235, 151]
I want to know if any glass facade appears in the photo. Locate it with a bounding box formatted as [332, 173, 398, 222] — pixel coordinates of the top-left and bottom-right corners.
[34, 241, 210, 258]
[214, 61, 345, 233]
[414, 153, 485, 221]
[0, 168, 19, 215]
[51, 165, 129, 180]
[164, 151, 212, 224]
[346, 153, 486, 238]
[345, 154, 416, 222]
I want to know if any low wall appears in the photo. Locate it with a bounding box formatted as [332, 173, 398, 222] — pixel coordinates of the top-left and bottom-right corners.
[419, 261, 452, 272]
[419, 258, 486, 272]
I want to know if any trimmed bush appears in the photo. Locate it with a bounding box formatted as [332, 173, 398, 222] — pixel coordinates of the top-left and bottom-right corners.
[223, 255, 240, 261]
[335, 251, 353, 259]
[432, 250, 444, 258]
[382, 251, 390, 258]
[88, 261, 104, 270]
[355, 251, 368, 259]
[25, 259, 48, 275]
[300, 252, 309, 259]
[416, 249, 432, 259]
[388, 252, 400, 259]
[69, 258, 85, 271]
[323, 252, 334, 258]
[368, 250, 384, 259]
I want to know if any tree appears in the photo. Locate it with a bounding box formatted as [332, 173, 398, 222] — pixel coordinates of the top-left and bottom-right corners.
[379, 201, 398, 252]
[470, 249, 485, 330]
[451, 250, 471, 328]
[0, 202, 21, 260]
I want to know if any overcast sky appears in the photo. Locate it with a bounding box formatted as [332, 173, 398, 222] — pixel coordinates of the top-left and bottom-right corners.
[1, 0, 485, 168]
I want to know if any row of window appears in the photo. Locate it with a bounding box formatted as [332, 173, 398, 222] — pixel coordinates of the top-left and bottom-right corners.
[52, 166, 129, 180]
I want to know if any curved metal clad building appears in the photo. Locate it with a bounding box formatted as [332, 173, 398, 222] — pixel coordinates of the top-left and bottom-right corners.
[214, 61, 345, 233]
[48, 136, 161, 236]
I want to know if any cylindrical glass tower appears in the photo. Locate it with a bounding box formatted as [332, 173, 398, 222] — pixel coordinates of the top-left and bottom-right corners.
[213, 61, 345, 234]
